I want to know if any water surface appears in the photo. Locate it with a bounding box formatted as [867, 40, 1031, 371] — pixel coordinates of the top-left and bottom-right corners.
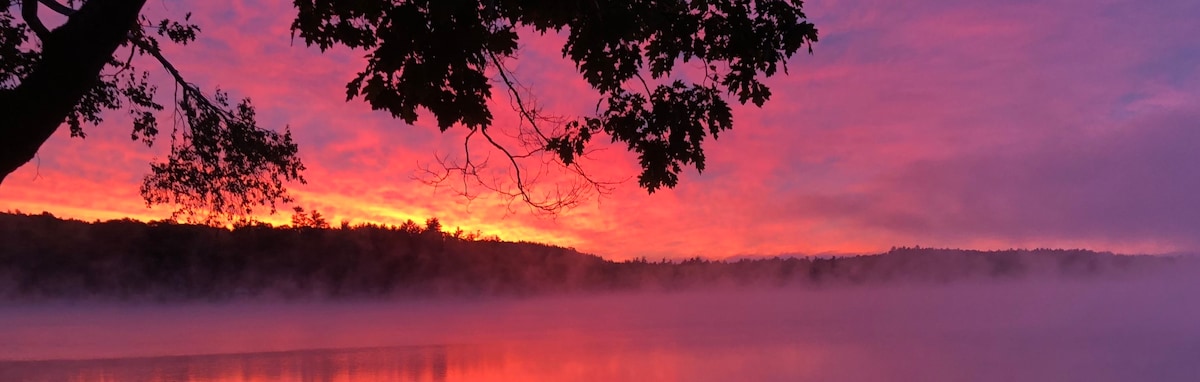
[2, 278, 1198, 381]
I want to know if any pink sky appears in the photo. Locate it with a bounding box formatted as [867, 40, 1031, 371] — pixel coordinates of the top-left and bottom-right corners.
[3, 0, 1199, 260]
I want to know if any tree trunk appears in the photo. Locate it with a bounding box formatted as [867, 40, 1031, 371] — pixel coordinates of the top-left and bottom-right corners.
[0, 0, 147, 185]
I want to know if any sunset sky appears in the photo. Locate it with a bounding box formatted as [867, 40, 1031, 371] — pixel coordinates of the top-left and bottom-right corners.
[2, 0, 1199, 260]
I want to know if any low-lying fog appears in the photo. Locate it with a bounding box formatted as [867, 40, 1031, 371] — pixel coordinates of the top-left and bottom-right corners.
[2, 270, 1199, 381]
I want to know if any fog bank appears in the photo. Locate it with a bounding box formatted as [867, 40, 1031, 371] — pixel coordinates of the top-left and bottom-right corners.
[2, 267, 1199, 381]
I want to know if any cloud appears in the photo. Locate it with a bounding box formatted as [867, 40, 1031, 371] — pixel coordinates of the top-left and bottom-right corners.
[781, 108, 1200, 253]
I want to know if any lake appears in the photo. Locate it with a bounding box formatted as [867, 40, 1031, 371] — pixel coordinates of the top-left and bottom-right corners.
[2, 277, 1198, 381]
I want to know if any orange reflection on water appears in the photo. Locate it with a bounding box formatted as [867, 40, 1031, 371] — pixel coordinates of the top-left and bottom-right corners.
[4, 346, 481, 382]
[1, 339, 826, 382]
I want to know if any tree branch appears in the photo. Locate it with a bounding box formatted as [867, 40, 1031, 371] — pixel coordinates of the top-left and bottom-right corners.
[128, 32, 235, 122]
[478, 126, 533, 206]
[21, 0, 49, 40]
[488, 51, 549, 142]
[36, 0, 76, 16]
[0, 0, 148, 184]
[412, 47, 625, 214]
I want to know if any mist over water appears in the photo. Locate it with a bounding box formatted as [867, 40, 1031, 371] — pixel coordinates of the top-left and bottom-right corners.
[2, 267, 1199, 381]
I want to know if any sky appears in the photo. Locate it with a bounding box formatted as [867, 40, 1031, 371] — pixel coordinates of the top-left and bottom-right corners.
[2, 0, 1199, 260]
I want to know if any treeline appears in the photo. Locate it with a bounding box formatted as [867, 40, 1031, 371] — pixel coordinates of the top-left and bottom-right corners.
[0, 212, 1177, 301]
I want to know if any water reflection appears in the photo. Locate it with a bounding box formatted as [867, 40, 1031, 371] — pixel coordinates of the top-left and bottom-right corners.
[4, 282, 1200, 381]
[0, 339, 827, 382]
[1, 345, 489, 382]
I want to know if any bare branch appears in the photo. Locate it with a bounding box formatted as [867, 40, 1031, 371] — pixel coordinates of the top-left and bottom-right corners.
[634, 72, 653, 98]
[478, 126, 532, 204]
[423, 50, 628, 214]
[488, 51, 550, 142]
[127, 30, 233, 122]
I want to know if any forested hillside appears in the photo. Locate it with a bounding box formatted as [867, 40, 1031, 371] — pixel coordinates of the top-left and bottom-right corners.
[0, 212, 1175, 301]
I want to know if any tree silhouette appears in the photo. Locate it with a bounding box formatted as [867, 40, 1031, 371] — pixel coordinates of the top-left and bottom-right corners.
[0, 0, 818, 218]
[289, 206, 330, 229]
[0, 211, 1177, 300]
[423, 217, 442, 234]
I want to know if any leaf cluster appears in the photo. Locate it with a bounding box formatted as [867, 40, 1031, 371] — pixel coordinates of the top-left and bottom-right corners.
[140, 90, 305, 224]
[0, 6, 37, 89]
[2, 1, 305, 221]
[292, 0, 818, 193]
[3, 0, 817, 217]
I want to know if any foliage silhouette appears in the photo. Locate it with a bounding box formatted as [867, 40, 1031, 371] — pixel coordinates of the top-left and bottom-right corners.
[0, 0, 819, 217]
[289, 206, 330, 229]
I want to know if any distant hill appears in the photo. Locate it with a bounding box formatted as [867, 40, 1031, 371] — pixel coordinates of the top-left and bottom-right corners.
[0, 212, 1180, 301]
